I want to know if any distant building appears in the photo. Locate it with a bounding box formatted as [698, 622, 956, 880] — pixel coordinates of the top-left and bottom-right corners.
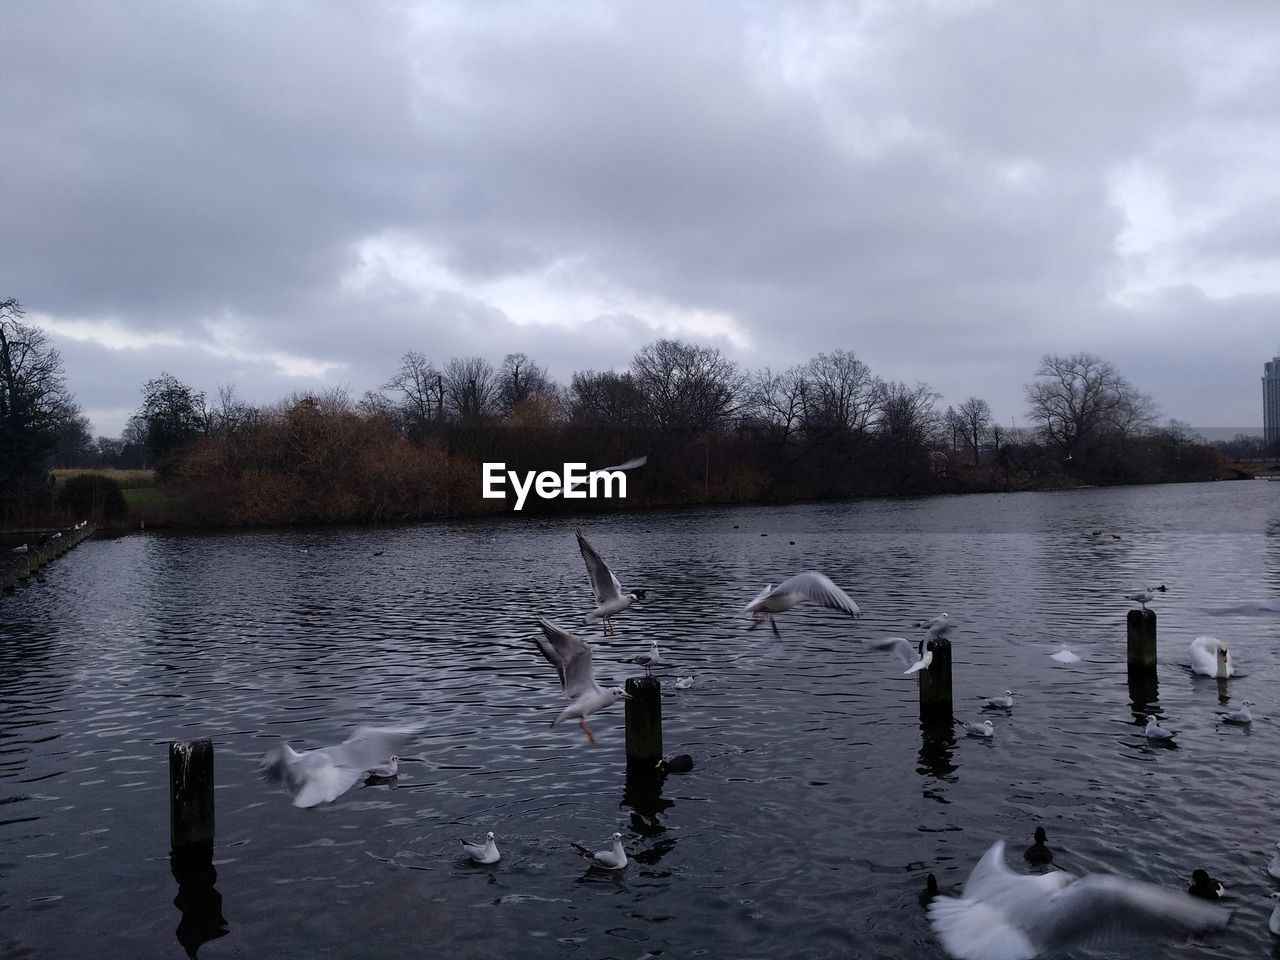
[1265, 355, 1280, 451]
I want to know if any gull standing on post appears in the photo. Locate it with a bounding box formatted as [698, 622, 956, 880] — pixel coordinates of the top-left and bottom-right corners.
[928, 839, 1233, 959]
[743, 571, 861, 637]
[532, 617, 632, 743]
[629, 639, 664, 675]
[577, 530, 646, 636]
[257, 725, 417, 808]
[1125, 584, 1167, 610]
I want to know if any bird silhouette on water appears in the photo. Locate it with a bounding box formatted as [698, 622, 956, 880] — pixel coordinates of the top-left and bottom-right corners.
[1023, 827, 1053, 865]
[1187, 869, 1225, 900]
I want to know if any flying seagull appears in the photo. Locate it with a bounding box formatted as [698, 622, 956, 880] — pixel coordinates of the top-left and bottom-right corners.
[865, 636, 932, 675]
[928, 839, 1233, 959]
[532, 617, 632, 743]
[577, 530, 646, 635]
[258, 725, 416, 808]
[743, 571, 861, 636]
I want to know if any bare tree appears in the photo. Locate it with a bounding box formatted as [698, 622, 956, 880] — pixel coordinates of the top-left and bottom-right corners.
[956, 396, 993, 465]
[569, 369, 644, 427]
[801, 349, 877, 439]
[748, 365, 809, 444]
[1026, 353, 1157, 456]
[631, 339, 744, 435]
[383, 350, 445, 438]
[442, 355, 498, 425]
[497, 352, 559, 422]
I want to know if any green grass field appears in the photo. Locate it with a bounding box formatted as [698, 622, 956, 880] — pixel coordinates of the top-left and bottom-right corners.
[52, 468, 156, 490]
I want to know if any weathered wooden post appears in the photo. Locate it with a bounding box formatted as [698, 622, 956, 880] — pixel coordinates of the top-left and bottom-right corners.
[624, 676, 662, 767]
[169, 739, 215, 851]
[1126, 609, 1157, 671]
[918, 637, 953, 725]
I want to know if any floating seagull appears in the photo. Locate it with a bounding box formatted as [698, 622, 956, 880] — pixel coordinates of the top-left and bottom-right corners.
[982, 690, 1014, 709]
[674, 676, 694, 690]
[1271, 892, 1280, 936]
[1187, 869, 1226, 900]
[1023, 827, 1053, 865]
[1050, 646, 1081, 664]
[460, 831, 501, 864]
[960, 719, 994, 739]
[532, 617, 631, 743]
[655, 753, 694, 774]
[258, 726, 416, 808]
[743, 571, 861, 637]
[1267, 842, 1280, 881]
[629, 640, 664, 675]
[577, 530, 646, 635]
[866, 636, 932, 675]
[1125, 584, 1167, 609]
[1217, 700, 1253, 725]
[566, 456, 648, 490]
[927, 839, 1233, 960]
[1189, 636, 1233, 678]
[1143, 716, 1177, 741]
[570, 831, 628, 870]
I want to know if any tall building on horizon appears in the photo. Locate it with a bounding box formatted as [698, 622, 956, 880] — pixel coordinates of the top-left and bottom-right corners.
[1264, 354, 1280, 451]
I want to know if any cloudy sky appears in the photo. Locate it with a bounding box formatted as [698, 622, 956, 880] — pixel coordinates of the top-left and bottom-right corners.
[3, 1, 1277, 437]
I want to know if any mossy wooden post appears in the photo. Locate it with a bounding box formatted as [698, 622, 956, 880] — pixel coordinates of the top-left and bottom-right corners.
[624, 676, 662, 768]
[169, 739, 214, 851]
[1126, 609, 1157, 672]
[918, 637, 953, 724]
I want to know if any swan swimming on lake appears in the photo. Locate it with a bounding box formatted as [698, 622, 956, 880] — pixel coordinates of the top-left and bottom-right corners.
[577, 530, 646, 635]
[1125, 584, 1166, 609]
[927, 839, 1233, 959]
[532, 617, 631, 743]
[1189, 636, 1233, 678]
[743, 571, 861, 636]
[460, 831, 501, 864]
[570, 831, 628, 870]
[258, 725, 417, 808]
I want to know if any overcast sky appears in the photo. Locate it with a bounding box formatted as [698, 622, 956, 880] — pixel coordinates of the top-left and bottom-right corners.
[3, 1, 1277, 437]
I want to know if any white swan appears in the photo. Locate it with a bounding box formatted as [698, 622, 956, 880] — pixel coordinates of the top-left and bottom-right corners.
[1189, 636, 1233, 678]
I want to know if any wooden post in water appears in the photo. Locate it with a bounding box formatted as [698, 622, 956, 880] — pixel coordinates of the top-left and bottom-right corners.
[1126, 609, 1157, 671]
[169, 739, 215, 851]
[624, 676, 663, 768]
[918, 637, 953, 724]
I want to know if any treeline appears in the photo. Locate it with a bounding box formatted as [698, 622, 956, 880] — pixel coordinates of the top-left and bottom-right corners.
[121, 342, 1221, 525]
[0, 289, 1228, 527]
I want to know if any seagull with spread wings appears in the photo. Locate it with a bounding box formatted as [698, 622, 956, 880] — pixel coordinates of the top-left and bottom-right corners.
[533, 617, 632, 743]
[577, 530, 646, 635]
[257, 725, 416, 808]
[743, 571, 862, 636]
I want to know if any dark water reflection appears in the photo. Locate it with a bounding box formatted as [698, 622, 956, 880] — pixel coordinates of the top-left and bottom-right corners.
[3, 482, 1280, 958]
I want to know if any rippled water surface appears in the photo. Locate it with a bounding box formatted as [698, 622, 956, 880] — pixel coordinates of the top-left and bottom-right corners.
[4, 482, 1280, 959]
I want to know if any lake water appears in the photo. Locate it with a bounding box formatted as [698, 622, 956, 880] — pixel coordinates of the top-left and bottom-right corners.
[3, 481, 1280, 959]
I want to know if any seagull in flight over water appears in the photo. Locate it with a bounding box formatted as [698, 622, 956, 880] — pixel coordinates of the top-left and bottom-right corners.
[533, 617, 632, 743]
[577, 530, 646, 635]
[257, 725, 417, 808]
[928, 839, 1233, 959]
[743, 571, 861, 636]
